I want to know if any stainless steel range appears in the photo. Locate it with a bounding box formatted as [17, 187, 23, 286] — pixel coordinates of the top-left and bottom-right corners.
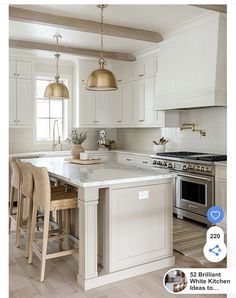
[151, 152, 227, 225]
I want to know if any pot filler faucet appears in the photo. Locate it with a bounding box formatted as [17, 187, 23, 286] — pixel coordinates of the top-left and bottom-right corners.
[180, 123, 206, 137]
[52, 120, 63, 151]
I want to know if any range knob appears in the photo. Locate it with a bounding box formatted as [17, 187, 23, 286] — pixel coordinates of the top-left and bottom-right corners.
[188, 165, 193, 170]
[163, 162, 167, 167]
[205, 167, 211, 172]
[157, 160, 162, 165]
[153, 160, 157, 165]
[168, 163, 173, 168]
[182, 165, 187, 170]
[201, 167, 205, 172]
[197, 166, 201, 171]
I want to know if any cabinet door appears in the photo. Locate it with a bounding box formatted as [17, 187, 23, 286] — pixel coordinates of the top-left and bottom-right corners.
[112, 89, 122, 125]
[113, 65, 132, 84]
[9, 60, 16, 78]
[9, 78, 17, 126]
[133, 58, 153, 80]
[108, 183, 172, 272]
[17, 79, 32, 126]
[79, 87, 96, 126]
[133, 78, 154, 126]
[16, 61, 32, 79]
[121, 83, 132, 125]
[95, 92, 110, 126]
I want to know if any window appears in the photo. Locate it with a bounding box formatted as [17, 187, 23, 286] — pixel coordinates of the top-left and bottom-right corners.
[36, 77, 69, 141]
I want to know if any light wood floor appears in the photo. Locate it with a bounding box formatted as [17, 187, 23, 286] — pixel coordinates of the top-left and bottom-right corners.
[9, 229, 226, 298]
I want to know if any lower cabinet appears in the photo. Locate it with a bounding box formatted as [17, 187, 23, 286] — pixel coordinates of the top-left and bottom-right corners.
[215, 164, 227, 232]
[117, 153, 153, 167]
[101, 183, 173, 272]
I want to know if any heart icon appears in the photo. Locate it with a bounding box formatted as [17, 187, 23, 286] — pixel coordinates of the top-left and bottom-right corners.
[211, 211, 221, 220]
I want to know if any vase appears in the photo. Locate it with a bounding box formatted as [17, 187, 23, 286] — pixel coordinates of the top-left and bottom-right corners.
[71, 144, 84, 159]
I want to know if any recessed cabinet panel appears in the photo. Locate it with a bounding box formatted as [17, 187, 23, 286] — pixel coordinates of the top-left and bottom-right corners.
[17, 79, 32, 126]
[9, 60, 16, 78]
[108, 183, 172, 272]
[16, 61, 32, 79]
[121, 83, 132, 125]
[79, 87, 96, 126]
[95, 92, 110, 126]
[9, 78, 17, 125]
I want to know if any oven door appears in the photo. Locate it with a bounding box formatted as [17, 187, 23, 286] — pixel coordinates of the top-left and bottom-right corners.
[175, 173, 214, 216]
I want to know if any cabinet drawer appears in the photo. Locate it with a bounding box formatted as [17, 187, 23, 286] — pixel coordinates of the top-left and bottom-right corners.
[135, 157, 153, 167]
[118, 154, 137, 165]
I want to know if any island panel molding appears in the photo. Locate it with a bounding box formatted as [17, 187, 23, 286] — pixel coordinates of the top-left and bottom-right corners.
[9, 6, 163, 43]
[9, 39, 136, 62]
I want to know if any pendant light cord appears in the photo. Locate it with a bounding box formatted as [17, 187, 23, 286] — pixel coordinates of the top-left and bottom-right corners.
[100, 5, 104, 59]
[54, 33, 61, 82]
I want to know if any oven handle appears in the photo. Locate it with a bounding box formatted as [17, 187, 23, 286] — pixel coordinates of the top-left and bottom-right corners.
[178, 173, 212, 182]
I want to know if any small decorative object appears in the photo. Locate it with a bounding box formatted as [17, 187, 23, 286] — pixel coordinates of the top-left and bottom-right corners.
[80, 152, 88, 160]
[153, 137, 168, 153]
[66, 130, 87, 159]
[108, 140, 117, 150]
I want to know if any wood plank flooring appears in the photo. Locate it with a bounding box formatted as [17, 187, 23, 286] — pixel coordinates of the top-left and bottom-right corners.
[9, 230, 226, 298]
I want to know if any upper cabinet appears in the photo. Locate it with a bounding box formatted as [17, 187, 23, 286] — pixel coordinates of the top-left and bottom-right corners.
[76, 58, 179, 128]
[133, 58, 154, 80]
[154, 14, 226, 110]
[9, 59, 33, 127]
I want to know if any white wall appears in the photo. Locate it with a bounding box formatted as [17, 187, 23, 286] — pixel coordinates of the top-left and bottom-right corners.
[117, 107, 226, 154]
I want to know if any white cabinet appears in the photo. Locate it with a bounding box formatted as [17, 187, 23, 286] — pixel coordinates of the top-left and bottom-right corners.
[215, 164, 227, 232]
[133, 78, 156, 126]
[112, 83, 132, 126]
[9, 60, 33, 127]
[133, 58, 153, 80]
[154, 14, 226, 110]
[117, 153, 153, 168]
[79, 86, 110, 127]
[103, 183, 172, 272]
[9, 60, 32, 79]
[112, 64, 133, 84]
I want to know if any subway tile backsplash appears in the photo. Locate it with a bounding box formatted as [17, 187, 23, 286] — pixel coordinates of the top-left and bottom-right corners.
[117, 107, 226, 154]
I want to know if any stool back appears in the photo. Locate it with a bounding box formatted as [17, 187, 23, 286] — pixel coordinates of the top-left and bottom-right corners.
[31, 165, 51, 209]
[9, 157, 21, 189]
[18, 160, 34, 199]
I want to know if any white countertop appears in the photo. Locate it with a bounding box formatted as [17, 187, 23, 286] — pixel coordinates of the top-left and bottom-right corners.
[23, 156, 175, 188]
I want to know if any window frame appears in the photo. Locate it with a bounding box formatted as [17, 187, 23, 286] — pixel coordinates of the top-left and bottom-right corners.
[33, 72, 72, 145]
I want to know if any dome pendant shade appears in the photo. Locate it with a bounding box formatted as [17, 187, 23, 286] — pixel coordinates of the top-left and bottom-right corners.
[86, 61, 118, 91]
[86, 5, 118, 91]
[44, 81, 69, 99]
[44, 34, 69, 99]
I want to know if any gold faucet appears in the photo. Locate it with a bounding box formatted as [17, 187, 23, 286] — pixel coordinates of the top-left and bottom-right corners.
[52, 120, 63, 151]
[180, 123, 206, 137]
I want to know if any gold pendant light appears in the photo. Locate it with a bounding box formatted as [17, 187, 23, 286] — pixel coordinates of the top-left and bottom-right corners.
[44, 34, 69, 99]
[86, 4, 118, 91]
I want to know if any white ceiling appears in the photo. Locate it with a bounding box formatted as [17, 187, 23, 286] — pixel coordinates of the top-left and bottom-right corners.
[9, 5, 209, 57]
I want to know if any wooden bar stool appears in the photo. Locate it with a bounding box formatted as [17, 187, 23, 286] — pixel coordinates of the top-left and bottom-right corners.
[9, 157, 21, 234]
[28, 165, 79, 282]
[16, 160, 68, 258]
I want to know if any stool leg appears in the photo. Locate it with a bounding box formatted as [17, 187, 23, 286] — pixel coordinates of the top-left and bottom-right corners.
[58, 210, 63, 251]
[9, 186, 15, 233]
[25, 199, 33, 258]
[28, 203, 37, 264]
[16, 193, 24, 248]
[40, 209, 50, 282]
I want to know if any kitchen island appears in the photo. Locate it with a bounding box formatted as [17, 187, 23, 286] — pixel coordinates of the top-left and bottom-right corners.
[24, 156, 176, 290]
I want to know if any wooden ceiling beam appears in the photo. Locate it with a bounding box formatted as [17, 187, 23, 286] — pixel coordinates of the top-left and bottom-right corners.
[9, 39, 136, 62]
[191, 5, 227, 14]
[9, 6, 163, 43]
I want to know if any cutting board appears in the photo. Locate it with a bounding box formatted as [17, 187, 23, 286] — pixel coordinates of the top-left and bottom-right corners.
[65, 158, 102, 165]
